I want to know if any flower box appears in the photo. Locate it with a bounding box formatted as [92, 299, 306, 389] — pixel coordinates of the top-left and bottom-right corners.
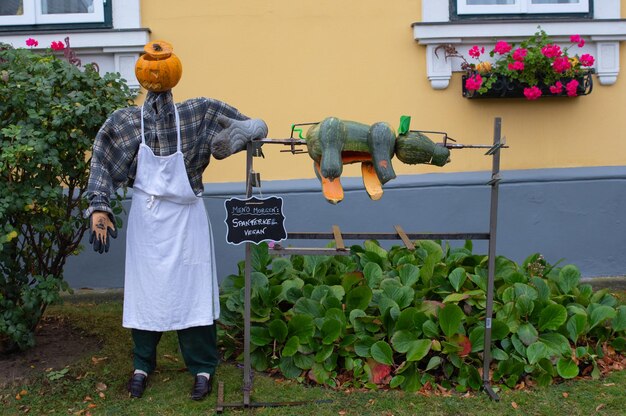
[462, 70, 593, 99]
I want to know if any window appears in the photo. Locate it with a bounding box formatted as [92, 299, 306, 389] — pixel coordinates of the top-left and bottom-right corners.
[0, 0, 105, 26]
[457, 0, 589, 15]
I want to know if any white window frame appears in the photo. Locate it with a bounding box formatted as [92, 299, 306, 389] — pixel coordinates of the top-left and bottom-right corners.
[457, 0, 589, 15]
[0, 0, 105, 26]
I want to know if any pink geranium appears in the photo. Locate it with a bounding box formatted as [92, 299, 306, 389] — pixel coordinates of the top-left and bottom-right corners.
[570, 34, 585, 48]
[512, 48, 528, 61]
[468, 45, 484, 59]
[580, 54, 594, 67]
[552, 56, 571, 73]
[523, 86, 542, 100]
[549, 81, 563, 95]
[565, 79, 579, 97]
[50, 41, 65, 51]
[541, 44, 562, 58]
[494, 41, 512, 55]
[25, 38, 38, 47]
[465, 74, 483, 91]
[508, 61, 524, 71]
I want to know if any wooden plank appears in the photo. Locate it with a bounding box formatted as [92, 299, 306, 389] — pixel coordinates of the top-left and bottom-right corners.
[216, 381, 225, 413]
[332, 225, 346, 251]
[394, 225, 415, 250]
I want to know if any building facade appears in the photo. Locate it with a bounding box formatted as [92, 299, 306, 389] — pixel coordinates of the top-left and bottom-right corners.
[2, 1, 626, 286]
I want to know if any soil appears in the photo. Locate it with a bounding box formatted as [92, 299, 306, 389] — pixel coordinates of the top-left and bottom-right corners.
[0, 316, 101, 388]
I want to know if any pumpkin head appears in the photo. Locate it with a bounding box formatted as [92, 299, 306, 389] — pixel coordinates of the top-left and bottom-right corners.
[134, 40, 183, 92]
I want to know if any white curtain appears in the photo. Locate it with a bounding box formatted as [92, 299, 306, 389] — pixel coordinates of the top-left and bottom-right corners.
[41, 0, 94, 14]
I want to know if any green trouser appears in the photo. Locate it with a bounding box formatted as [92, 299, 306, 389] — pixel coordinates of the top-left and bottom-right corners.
[131, 324, 218, 376]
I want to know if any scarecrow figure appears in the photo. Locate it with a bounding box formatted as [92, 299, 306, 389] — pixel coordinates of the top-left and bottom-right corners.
[85, 40, 267, 400]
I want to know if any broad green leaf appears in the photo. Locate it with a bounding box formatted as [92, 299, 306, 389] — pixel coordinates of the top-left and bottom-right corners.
[279, 277, 304, 301]
[251, 243, 271, 272]
[611, 337, 626, 352]
[349, 309, 367, 330]
[399, 264, 420, 287]
[279, 356, 302, 379]
[557, 265, 580, 294]
[329, 285, 345, 301]
[268, 319, 288, 343]
[325, 307, 347, 326]
[395, 307, 427, 333]
[288, 314, 315, 341]
[250, 326, 271, 346]
[448, 267, 467, 292]
[443, 293, 470, 303]
[315, 344, 334, 362]
[492, 348, 509, 361]
[469, 326, 484, 352]
[539, 333, 571, 356]
[538, 304, 567, 331]
[590, 305, 617, 329]
[492, 319, 511, 340]
[363, 262, 384, 288]
[282, 336, 299, 357]
[251, 349, 269, 371]
[345, 285, 373, 312]
[517, 323, 539, 346]
[390, 375, 405, 389]
[293, 352, 314, 369]
[426, 356, 442, 371]
[556, 357, 579, 379]
[514, 283, 538, 300]
[566, 314, 587, 343]
[321, 319, 341, 345]
[515, 294, 535, 317]
[250, 272, 269, 291]
[371, 341, 394, 365]
[468, 272, 487, 292]
[355, 336, 376, 357]
[530, 276, 550, 302]
[527, 341, 548, 365]
[294, 298, 323, 318]
[364, 240, 388, 260]
[303, 255, 330, 279]
[438, 303, 464, 337]
[406, 339, 431, 362]
[423, 320, 440, 338]
[611, 305, 626, 332]
[391, 330, 419, 354]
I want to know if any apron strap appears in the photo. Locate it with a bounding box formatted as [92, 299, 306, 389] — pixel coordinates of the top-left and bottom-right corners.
[140, 105, 146, 145]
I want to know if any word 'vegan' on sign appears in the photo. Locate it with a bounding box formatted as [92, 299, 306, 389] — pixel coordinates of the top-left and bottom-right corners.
[224, 196, 287, 245]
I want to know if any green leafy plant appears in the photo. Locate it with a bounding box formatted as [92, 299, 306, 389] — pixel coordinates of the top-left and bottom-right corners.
[219, 242, 626, 392]
[0, 39, 134, 352]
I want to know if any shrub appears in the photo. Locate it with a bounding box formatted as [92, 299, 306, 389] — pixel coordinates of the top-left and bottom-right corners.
[0, 41, 134, 352]
[219, 241, 626, 391]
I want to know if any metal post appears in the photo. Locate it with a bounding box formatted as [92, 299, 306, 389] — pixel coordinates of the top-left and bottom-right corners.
[483, 118, 501, 401]
[243, 143, 254, 406]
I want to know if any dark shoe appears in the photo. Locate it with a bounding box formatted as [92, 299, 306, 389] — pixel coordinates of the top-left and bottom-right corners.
[127, 373, 148, 398]
[190, 375, 213, 400]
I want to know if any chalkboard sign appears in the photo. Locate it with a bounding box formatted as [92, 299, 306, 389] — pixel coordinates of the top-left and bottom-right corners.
[224, 196, 287, 245]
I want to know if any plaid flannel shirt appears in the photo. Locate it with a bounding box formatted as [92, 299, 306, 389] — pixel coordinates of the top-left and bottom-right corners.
[85, 91, 248, 218]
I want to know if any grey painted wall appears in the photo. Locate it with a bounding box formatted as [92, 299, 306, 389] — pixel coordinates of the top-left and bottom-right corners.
[63, 166, 626, 288]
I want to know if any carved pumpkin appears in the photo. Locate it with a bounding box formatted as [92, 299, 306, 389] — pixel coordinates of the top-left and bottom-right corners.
[134, 40, 183, 92]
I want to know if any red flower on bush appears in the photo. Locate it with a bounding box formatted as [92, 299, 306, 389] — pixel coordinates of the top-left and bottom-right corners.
[541, 44, 562, 58]
[50, 41, 65, 51]
[25, 38, 39, 47]
[580, 53, 594, 67]
[552, 56, 572, 73]
[494, 41, 512, 55]
[570, 34, 585, 48]
[523, 86, 542, 100]
[468, 45, 484, 58]
[465, 74, 482, 91]
[512, 48, 528, 61]
[508, 61, 524, 71]
[549, 81, 563, 95]
[565, 79, 579, 97]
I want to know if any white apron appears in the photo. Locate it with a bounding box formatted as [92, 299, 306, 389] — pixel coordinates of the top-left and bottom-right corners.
[123, 105, 220, 331]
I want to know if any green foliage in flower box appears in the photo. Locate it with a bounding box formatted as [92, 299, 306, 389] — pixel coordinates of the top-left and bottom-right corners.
[219, 241, 626, 392]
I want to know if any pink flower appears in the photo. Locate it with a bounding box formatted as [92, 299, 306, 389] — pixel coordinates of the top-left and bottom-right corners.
[565, 79, 579, 97]
[552, 56, 571, 73]
[580, 53, 594, 67]
[523, 86, 542, 100]
[50, 41, 65, 51]
[512, 48, 528, 61]
[549, 81, 563, 94]
[494, 41, 512, 55]
[468, 45, 484, 59]
[541, 44, 562, 58]
[465, 74, 483, 91]
[25, 38, 38, 47]
[570, 34, 585, 48]
[508, 61, 524, 71]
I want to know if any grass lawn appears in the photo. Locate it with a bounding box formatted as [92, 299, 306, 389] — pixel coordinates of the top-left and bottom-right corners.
[0, 291, 625, 416]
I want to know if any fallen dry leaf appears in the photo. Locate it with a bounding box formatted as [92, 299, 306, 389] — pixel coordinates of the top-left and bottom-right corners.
[90, 356, 108, 365]
[163, 354, 179, 362]
[562, 392, 569, 398]
[95, 382, 107, 391]
[98, 392, 105, 399]
[87, 403, 97, 409]
[603, 383, 615, 387]
[15, 394, 21, 401]
[338, 411, 347, 416]
[511, 401, 519, 409]
[595, 404, 605, 412]
[19, 390, 27, 396]
[83, 396, 92, 402]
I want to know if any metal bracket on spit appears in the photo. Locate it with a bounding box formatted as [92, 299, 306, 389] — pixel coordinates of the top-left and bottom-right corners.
[412, 130, 509, 154]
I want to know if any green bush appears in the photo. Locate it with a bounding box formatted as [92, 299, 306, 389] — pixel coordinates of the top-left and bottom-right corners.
[0, 42, 134, 352]
[219, 241, 626, 391]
